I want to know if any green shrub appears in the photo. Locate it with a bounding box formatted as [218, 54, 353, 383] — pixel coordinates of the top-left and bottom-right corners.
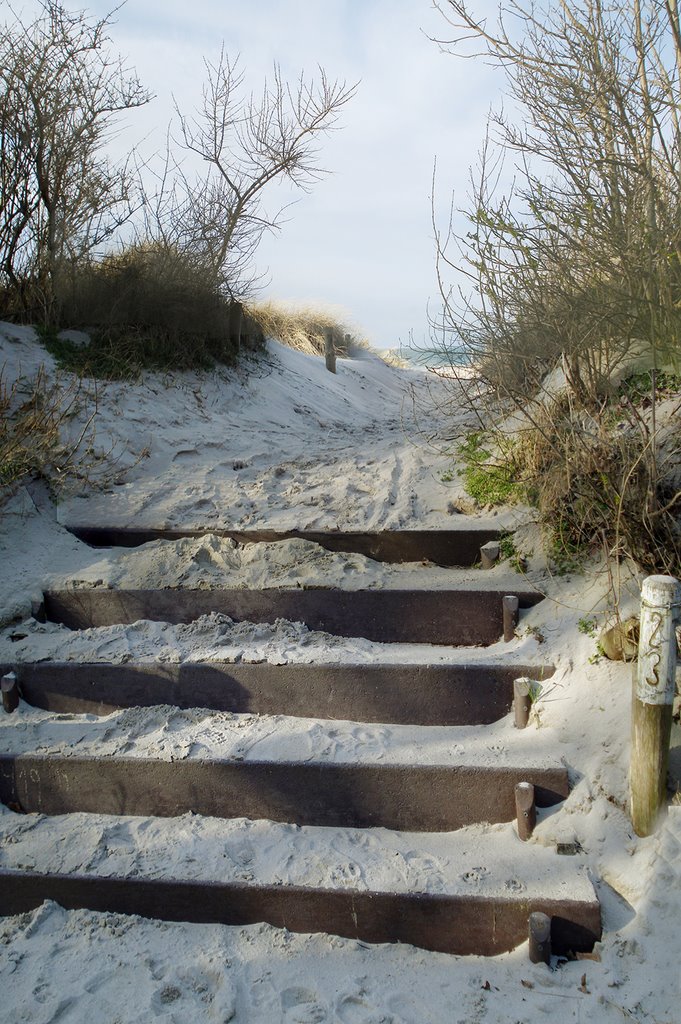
[457, 431, 521, 506]
[618, 370, 681, 405]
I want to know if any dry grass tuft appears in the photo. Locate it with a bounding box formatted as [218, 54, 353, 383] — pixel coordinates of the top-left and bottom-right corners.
[247, 300, 368, 358]
[455, 379, 681, 577]
[0, 367, 79, 490]
[51, 243, 263, 377]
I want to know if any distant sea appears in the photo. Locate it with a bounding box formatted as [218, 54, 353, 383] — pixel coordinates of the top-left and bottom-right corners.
[396, 344, 471, 368]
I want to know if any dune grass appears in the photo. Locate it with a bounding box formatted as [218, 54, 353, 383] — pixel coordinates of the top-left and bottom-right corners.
[247, 300, 368, 358]
[0, 367, 75, 489]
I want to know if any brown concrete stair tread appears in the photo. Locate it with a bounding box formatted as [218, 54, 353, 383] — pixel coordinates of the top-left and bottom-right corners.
[0, 811, 601, 956]
[4, 660, 555, 725]
[42, 585, 543, 645]
[63, 526, 502, 567]
[0, 751, 569, 831]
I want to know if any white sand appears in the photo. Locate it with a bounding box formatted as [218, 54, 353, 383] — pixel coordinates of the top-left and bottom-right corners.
[0, 322, 679, 1023]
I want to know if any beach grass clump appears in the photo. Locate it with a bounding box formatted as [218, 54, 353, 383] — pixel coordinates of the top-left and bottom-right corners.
[492, 388, 679, 576]
[454, 379, 680, 576]
[44, 243, 263, 379]
[248, 300, 367, 358]
[0, 367, 70, 488]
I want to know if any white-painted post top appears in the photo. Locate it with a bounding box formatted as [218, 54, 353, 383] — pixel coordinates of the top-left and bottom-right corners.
[637, 575, 680, 706]
[641, 575, 681, 611]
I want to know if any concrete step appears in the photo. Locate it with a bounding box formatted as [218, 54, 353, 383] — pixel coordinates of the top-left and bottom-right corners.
[64, 526, 501, 567]
[4, 660, 555, 725]
[0, 746, 568, 831]
[0, 810, 601, 957]
[42, 584, 543, 645]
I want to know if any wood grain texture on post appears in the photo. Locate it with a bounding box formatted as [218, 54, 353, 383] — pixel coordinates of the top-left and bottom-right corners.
[630, 574, 680, 837]
[480, 541, 500, 570]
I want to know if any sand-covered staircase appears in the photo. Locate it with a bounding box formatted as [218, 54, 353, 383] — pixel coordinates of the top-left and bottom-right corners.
[0, 526, 601, 958]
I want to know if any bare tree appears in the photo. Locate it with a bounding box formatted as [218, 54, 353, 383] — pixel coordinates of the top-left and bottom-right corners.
[172, 52, 357, 297]
[430, 0, 681, 574]
[0, 1, 149, 319]
[434, 0, 681, 397]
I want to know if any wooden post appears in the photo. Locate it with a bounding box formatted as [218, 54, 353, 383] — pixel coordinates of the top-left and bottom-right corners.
[480, 541, 500, 569]
[234, 303, 243, 353]
[513, 678, 532, 729]
[630, 574, 680, 837]
[502, 594, 519, 642]
[2, 672, 19, 714]
[324, 330, 337, 374]
[529, 912, 552, 964]
[515, 781, 536, 840]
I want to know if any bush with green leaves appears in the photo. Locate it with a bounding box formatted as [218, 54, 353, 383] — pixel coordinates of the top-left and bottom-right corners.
[457, 431, 521, 507]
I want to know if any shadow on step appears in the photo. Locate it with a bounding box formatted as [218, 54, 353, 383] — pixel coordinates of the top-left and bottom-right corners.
[0, 754, 569, 832]
[6, 661, 555, 726]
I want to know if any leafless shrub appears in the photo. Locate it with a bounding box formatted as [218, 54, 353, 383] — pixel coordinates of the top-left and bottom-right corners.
[0, 365, 91, 491]
[0, 1, 149, 322]
[171, 54, 357, 299]
[432, 0, 681, 576]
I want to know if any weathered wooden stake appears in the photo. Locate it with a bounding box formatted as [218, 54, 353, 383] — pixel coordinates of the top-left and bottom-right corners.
[503, 594, 519, 642]
[233, 303, 243, 353]
[630, 574, 680, 837]
[324, 330, 337, 374]
[480, 541, 500, 570]
[30, 599, 46, 623]
[2, 672, 19, 714]
[529, 912, 552, 964]
[513, 678, 532, 729]
[515, 781, 536, 840]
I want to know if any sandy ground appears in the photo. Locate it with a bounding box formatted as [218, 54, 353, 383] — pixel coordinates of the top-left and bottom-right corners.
[0, 323, 679, 1023]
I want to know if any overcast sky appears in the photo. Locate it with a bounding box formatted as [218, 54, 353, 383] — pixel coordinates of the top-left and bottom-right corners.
[25, 0, 503, 350]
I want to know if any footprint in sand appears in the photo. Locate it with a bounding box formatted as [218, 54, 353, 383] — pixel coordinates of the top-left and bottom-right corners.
[402, 851, 447, 892]
[149, 963, 237, 1021]
[387, 991, 426, 1023]
[345, 725, 392, 758]
[462, 866, 490, 886]
[280, 986, 328, 1023]
[336, 993, 397, 1023]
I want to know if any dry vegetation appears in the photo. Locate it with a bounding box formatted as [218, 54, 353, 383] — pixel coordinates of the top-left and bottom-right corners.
[0, 2, 354, 374]
[45, 244, 263, 379]
[0, 367, 90, 493]
[247, 301, 368, 357]
[435, 0, 681, 578]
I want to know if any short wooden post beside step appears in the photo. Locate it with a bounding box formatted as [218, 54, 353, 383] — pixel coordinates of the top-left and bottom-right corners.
[480, 541, 500, 569]
[513, 678, 532, 729]
[529, 912, 552, 964]
[503, 595, 519, 642]
[2, 671, 19, 713]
